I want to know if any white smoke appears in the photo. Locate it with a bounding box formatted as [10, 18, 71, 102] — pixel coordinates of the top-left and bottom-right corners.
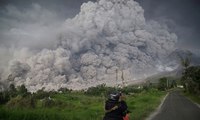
[0, 0, 178, 92]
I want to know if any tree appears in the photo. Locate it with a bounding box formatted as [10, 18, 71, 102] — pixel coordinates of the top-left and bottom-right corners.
[177, 51, 200, 94]
[17, 84, 28, 97]
[6, 95, 36, 108]
[184, 66, 200, 94]
[0, 91, 10, 104]
[34, 87, 50, 99]
[171, 80, 177, 88]
[9, 84, 17, 98]
[158, 77, 167, 91]
[178, 51, 192, 91]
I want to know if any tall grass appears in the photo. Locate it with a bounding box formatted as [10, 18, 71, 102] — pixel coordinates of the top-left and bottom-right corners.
[127, 89, 166, 120]
[0, 92, 105, 120]
[0, 88, 166, 120]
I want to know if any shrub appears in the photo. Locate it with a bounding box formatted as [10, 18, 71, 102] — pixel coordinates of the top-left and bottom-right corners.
[42, 97, 55, 108]
[6, 96, 36, 109]
[33, 89, 50, 99]
[85, 84, 116, 96]
[121, 85, 143, 94]
[58, 87, 72, 93]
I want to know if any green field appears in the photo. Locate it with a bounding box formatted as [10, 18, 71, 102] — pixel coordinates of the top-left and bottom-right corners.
[0, 88, 166, 120]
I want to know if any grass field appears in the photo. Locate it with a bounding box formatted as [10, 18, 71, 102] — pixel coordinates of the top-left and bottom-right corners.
[0, 89, 166, 120]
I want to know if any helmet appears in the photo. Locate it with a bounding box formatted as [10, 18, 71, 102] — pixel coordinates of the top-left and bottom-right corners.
[109, 92, 122, 101]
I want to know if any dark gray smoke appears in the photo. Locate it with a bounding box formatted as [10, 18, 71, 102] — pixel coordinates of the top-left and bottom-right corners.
[0, 0, 188, 92]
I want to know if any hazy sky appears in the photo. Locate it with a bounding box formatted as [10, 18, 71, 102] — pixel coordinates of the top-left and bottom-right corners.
[137, 0, 200, 50]
[0, 0, 199, 51]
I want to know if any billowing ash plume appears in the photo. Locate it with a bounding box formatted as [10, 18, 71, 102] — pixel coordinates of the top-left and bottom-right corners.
[1, 0, 177, 92]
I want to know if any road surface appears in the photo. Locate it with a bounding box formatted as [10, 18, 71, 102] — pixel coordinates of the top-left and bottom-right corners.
[151, 91, 200, 120]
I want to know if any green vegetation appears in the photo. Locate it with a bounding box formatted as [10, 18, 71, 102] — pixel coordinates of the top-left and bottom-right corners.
[178, 52, 200, 95]
[178, 52, 200, 106]
[0, 91, 104, 120]
[181, 66, 200, 94]
[183, 92, 200, 104]
[158, 77, 168, 91]
[157, 77, 177, 91]
[127, 89, 166, 120]
[0, 84, 166, 120]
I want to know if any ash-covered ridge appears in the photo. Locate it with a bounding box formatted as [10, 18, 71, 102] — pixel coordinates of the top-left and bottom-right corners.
[1, 0, 177, 92]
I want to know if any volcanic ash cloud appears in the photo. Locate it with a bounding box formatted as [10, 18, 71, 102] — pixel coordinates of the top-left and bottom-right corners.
[4, 0, 177, 92]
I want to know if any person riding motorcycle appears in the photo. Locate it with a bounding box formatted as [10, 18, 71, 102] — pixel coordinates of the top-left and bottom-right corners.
[103, 92, 130, 120]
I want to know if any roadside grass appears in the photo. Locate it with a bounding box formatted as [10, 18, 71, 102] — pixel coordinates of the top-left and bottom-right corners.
[0, 89, 166, 120]
[127, 89, 166, 120]
[182, 92, 200, 105]
[0, 92, 105, 120]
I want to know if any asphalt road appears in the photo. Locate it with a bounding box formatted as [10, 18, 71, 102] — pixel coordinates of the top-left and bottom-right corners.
[151, 91, 200, 120]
